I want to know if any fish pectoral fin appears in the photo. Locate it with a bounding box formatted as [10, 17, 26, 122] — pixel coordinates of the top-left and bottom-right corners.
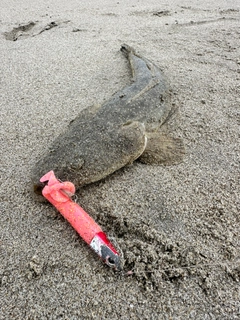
[120, 121, 147, 163]
[139, 132, 185, 165]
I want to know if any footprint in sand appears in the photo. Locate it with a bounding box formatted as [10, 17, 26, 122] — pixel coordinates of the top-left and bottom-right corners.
[3, 20, 69, 41]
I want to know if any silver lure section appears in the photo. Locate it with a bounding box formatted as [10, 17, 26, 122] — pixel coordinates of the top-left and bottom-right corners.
[90, 234, 121, 271]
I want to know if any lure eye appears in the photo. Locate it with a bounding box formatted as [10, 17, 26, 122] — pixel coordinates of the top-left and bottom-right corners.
[106, 256, 116, 267]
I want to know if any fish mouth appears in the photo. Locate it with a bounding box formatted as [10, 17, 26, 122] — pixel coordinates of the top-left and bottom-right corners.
[33, 182, 45, 195]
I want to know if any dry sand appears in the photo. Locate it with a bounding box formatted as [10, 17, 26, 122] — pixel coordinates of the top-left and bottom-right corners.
[0, 0, 240, 319]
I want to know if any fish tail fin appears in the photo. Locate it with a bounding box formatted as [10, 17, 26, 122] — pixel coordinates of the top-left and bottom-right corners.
[121, 44, 135, 56]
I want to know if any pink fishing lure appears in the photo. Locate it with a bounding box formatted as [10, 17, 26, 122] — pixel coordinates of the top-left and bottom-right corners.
[40, 171, 121, 270]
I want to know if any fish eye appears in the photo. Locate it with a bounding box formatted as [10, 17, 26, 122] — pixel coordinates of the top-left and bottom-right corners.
[106, 256, 115, 266]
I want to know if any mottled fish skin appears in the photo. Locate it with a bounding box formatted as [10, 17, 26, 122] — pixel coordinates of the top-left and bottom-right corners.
[32, 44, 174, 195]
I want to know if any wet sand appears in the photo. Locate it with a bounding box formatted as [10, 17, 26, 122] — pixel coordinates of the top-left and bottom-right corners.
[0, 0, 239, 318]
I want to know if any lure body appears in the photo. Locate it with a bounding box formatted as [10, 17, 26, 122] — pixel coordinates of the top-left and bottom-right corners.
[40, 171, 121, 270]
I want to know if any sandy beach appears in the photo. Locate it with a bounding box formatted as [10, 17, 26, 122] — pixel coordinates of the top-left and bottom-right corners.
[0, 0, 240, 318]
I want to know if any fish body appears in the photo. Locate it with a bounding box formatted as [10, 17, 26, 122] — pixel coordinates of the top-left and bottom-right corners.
[32, 44, 184, 194]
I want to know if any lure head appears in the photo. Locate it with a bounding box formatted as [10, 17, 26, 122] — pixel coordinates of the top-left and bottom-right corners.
[90, 232, 121, 271]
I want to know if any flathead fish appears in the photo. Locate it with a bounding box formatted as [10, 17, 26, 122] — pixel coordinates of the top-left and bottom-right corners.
[32, 44, 184, 196]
